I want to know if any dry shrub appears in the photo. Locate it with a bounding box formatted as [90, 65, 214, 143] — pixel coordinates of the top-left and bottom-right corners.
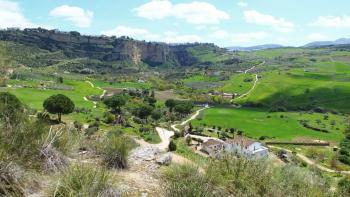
[0, 161, 25, 196]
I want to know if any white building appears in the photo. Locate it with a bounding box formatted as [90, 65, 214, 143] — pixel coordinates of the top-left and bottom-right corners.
[224, 136, 268, 158]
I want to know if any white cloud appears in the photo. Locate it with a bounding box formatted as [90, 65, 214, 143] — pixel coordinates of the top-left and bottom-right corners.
[50, 5, 93, 28]
[244, 10, 294, 32]
[134, 0, 229, 25]
[211, 30, 230, 39]
[312, 16, 350, 28]
[237, 1, 248, 7]
[102, 26, 152, 37]
[231, 32, 268, 43]
[210, 29, 267, 44]
[0, 0, 36, 29]
[307, 33, 328, 41]
[162, 32, 201, 43]
[101, 26, 201, 43]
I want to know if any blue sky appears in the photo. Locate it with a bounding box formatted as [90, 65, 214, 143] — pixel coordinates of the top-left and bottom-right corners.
[0, 0, 349, 47]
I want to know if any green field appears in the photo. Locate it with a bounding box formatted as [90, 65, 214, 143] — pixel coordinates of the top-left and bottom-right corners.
[92, 81, 152, 89]
[236, 61, 350, 113]
[191, 107, 345, 142]
[2, 80, 102, 110]
[220, 73, 254, 94]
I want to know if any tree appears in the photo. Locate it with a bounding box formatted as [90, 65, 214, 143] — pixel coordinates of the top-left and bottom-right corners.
[57, 76, 64, 84]
[43, 94, 75, 122]
[104, 95, 127, 114]
[168, 140, 177, 151]
[165, 99, 176, 112]
[185, 136, 192, 145]
[137, 104, 153, 121]
[174, 101, 194, 115]
[147, 97, 157, 107]
[0, 92, 23, 127]
[151, 109, 161, 123]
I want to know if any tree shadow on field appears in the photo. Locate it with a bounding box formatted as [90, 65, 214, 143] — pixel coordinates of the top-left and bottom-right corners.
[256, 87, 350, 113]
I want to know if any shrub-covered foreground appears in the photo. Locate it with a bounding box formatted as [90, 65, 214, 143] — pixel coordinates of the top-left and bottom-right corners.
[162, 156, 346, 197]
[50, 164, 119, 197]
[98, 130, 136, 169]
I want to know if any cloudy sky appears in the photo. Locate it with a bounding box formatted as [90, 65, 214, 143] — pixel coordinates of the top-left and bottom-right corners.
[0, 0, 349, 47]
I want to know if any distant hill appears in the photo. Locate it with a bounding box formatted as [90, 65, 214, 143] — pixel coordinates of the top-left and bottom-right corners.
[304, 38, 350, 48]
[0, 28, 225, 69]
[226, 44, 284, 52]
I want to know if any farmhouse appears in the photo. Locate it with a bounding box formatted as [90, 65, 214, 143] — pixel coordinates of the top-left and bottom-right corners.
[200, 139, 224, 157]
[224, 136, 268, 158]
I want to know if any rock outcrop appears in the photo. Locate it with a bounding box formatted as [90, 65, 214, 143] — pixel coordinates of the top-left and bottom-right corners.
[0, 28, 211, 67]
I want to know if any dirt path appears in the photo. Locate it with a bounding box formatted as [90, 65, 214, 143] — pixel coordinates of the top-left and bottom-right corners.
[269, 145, 350, 175]
[234, 61, 265, 100]
[235, 74, 258, 100]
[84, 81, 106, 108]
[171, 107, 209, 132]
[155, 127, 174, 151]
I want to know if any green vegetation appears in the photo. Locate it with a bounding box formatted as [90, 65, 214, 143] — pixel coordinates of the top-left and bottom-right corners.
[238, 60, 350, 113]
[192, 107, 344, 142]
[162, 156, 334, 197]
[98, 132, 136, 169]
[43, 94, 75, 122]
[93, 80, 152, 89]
[220, 73, 255, 94]
[50, 164, 113, 197]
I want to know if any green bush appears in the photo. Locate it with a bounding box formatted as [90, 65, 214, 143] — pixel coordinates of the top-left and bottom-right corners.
[162, 164, 215, 197]
[51, 164, 114, 197]
[103, 112, 115, 124]
[168, 140, 177, 151]
[99, 135, 135, 169]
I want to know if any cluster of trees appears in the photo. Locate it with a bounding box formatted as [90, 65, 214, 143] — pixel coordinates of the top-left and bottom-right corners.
[103, 90, 162, 125]
[338, 123, 350, 165]
[165, 99, 194, 116]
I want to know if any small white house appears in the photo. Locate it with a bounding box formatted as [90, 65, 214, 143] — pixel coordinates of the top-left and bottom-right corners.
[224, 136, 268, 158]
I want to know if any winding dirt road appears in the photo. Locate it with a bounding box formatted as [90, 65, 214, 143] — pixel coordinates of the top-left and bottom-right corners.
[269, 145, 350, 175]
[84, 81, 106, 108]
[171, 107, 209, 132]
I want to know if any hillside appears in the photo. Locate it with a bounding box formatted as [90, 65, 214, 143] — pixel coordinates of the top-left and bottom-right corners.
[0, 28, 227, 70]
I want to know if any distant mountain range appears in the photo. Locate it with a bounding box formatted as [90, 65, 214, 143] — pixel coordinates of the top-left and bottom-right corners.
[226, 44, 285, 52]
[303, 38, 350, 48]
[227, 38, 350, 51]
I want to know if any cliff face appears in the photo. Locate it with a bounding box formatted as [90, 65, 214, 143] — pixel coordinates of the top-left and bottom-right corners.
[0, 28, 177, 66]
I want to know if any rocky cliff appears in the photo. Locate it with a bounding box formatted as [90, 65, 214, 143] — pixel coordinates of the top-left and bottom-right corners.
[0, 28, 182, 66]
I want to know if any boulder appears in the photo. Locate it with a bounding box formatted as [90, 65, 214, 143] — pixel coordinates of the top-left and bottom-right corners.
[156, 153, 172, 166]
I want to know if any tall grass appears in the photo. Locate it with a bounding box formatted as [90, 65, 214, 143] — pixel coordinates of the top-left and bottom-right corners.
[51, 164, 114, 197]
[161, 164, 217, 197]
[98, 132, 136, 169]
[162, 156, 333, 197]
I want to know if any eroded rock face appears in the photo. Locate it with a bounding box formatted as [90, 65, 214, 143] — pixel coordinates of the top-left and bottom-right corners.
[0, 28, 179, 66]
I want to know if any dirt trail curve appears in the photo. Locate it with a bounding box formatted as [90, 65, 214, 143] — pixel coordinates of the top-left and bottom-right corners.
[269, 145, 350, 175]
[235, 61, 265, 100]
[84, 81, 107, 108]
[171, 107, 209, 132]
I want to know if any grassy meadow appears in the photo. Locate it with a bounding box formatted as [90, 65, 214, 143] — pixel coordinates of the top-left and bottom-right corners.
[236, 60, 350, 113]
[191, 107, 345, 142]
